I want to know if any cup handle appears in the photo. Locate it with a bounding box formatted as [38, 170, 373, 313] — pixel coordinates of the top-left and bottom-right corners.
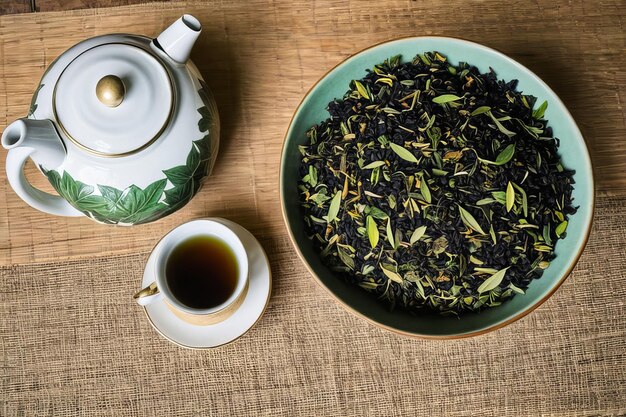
[133, 282, 162, 306]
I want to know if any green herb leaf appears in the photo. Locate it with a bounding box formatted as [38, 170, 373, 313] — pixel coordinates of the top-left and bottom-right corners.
[366, 216, 379, 248]
[362, 265, 375, 275]
[389, 142, 418, 163]
[474, 267, 500, 274]
[469, 255, 484, 265]
[495, 144, 515, 165]
[555, 220, 568, 237]
[476, 144, 515, 166]
[476, 198, 496, 206]
[487, 111, 516, 137]
[432, 235, 448, 255]
[387, 219, 396, 248]
[478, 267, 510, 293]
[432, 94, 462, 104]
[512, 182, 528, 217]
[380, 265, 403, 283]
[458, 205, 486, 235]
[327, 191, 342, 223]
[470, 106, 491, 116]
[415, 279, 426, 299]
[366, 206, 389, 220]
[337, 247, 355, 270]
[543, 224, 553, 246]
[420, 179, 432, 203]
[506, 182, 515, 212]
[309, 191, 331, 205]
[491, 191, 507, 205]
[386, 218, 395, 248]
[394, 229, 403, 248]
[354, 80, 370, 100]
[370, 167, 380, 185]
[410, 226, 427, 245]
[363, 161, 386, 169]
[303, 165, 318, 186]
[508, 283, 525, 294]
[532, 100, 548, 120]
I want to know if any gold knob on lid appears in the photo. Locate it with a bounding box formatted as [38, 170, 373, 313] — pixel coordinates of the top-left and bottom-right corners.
[96, 75, 125, 107]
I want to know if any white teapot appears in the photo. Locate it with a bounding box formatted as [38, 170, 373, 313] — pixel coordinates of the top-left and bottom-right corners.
[1, 15, 219, 225]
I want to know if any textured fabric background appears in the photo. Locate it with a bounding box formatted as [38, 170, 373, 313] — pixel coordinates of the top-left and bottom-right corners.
[1, 196, 625, 416]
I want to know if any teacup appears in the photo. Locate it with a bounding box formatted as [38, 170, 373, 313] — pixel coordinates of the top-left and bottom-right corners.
[134, 219, 249, 326]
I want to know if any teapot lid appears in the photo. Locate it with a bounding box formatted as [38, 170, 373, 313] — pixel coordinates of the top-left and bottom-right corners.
[53, 43, 173, 156]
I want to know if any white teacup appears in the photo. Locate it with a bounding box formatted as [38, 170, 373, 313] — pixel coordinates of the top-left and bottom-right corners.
[134, 219, 249, 326]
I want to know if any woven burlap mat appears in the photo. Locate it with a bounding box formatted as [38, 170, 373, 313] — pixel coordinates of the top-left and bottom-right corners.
[1, 195, 624, 416]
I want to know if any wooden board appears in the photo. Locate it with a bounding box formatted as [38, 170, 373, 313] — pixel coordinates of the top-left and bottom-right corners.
[0, 1, 31, 15]
[0, 0, 625, 266]
[0, 0, 164, 14]
[35, 0, 167, 12]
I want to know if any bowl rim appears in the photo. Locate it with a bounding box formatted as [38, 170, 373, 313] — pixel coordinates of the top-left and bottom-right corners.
[279, 35, 595, 339]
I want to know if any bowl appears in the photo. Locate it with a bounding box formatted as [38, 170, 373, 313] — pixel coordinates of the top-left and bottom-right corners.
[280, 37, 594, 338]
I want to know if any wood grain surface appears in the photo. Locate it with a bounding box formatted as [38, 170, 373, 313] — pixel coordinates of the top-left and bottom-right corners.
[0, 0, 163, 14]
[35, 0, 167, 12]
[0, 0, 624, 268]
[0, 1, 32, 15]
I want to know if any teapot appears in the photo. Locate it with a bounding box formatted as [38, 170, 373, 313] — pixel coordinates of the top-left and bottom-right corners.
[1, 15, 219, 225]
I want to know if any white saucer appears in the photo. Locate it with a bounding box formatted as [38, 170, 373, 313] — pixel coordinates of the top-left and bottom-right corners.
[141, 218, 272, 349]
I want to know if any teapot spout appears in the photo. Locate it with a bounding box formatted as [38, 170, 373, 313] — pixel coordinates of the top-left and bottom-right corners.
[2, 119, 66, 170]
[155, 14, 201, 64]
[2, 118, 81, 217]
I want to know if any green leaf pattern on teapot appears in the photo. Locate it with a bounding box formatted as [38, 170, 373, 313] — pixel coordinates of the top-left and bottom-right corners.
[42, 84, 216, 225]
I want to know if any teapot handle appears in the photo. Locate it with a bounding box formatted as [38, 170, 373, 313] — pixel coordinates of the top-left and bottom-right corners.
[5, 146, 83, 217]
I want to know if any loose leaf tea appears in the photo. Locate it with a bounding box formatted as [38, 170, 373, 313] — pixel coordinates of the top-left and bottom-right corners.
[298, 52, 576, 315]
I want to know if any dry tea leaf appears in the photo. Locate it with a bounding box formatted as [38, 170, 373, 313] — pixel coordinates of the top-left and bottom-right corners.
[363, 161, 386, 169]
[555, 220, 568, 237]
[478, 267, 510, 293]
[512, 183, 528, 217]
[458, 205, 486, 235]
[337, 247, 355, 270]
[386, 218, 395, 248]
[366, 215, 379, 249]
[532, 100, 548, 120]
[327, 191, 342, 223]
[470, 106, 491, 116]
[487, 110, 516, 137]
[410, 226, 427, 245]
[506, 182, 515, 212]
[495, 144, 516, 165]
[380, 265, 403, 284]
[432, 94, 462, 104]
[354, 80, 370, 100]
[389, 142, 418, 163]
[420, 179, 432, 203]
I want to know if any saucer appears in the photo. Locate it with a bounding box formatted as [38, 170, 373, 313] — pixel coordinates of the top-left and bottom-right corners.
[141, 218, 271, 349]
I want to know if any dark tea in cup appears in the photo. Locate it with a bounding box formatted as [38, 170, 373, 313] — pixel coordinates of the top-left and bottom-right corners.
[165, 235, 239, 310]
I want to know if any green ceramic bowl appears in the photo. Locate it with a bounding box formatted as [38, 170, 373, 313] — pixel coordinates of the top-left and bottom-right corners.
[280, 37, 594, 338]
